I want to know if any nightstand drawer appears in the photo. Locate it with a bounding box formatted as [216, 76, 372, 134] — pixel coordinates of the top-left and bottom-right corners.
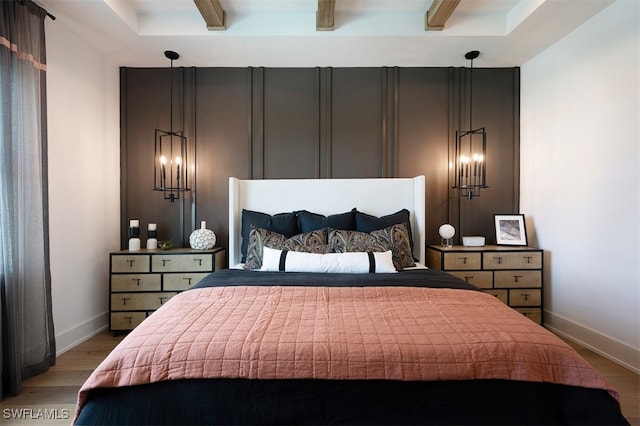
[443, 252, 481, 270]
[483, 252, 542, 270]
[448, 271, 493, 288]
[111, 274, 161, 291]
[152, 254, 213, 272]
[509, 289, 541, 306]
[111, 255, 151, 273]
[513, 308, 542, 324]
[111, 292, 177, 310]
[164, 273, 210, 290]
[494, 270, 541, 288]
[484, 289, 508, 304]
[110, 312, 148, 330]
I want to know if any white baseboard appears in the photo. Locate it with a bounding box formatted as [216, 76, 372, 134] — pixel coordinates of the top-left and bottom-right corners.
[544, 310, 639, 374]
[55, 312, 109, 356]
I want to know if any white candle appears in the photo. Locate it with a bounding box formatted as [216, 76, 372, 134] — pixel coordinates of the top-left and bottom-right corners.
[175, 156, 182, 181]
[148, 223, 156, 231]
[160, 156, 167, 186]
[130, 220, 139, 228]
[201, 220, 207, 229]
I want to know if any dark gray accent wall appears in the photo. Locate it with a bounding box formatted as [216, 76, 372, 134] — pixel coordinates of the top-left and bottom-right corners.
[120, 66, 520, 258]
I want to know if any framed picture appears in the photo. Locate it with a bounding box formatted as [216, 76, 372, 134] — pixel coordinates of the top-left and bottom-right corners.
[494, 214, 527, 246]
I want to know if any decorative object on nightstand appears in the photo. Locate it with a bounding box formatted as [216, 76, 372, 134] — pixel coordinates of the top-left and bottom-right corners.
[128, 219, 141, 251]
[189, 220, 216, 250]
[462, 236, 485, 247]
[158, 240, 173, 250]
[438, 224, 455, 248]
[109, 247, 226, 332]
[427, 244, 543, 324]
[146, 223, 158, 249]
[494, 214, 528, 246]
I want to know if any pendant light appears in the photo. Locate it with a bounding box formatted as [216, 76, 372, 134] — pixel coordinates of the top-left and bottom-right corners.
[453, 50, 488, 200]
[153, 50, 191, 202]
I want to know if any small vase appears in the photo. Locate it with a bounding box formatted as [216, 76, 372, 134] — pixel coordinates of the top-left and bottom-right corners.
[189, 221, 216, 250]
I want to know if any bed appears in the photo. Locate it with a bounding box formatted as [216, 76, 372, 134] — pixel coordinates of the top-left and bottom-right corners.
[74, 176, 628, 425]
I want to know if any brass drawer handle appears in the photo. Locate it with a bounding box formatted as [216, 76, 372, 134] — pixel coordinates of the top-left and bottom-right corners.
[521, 311, 532, 317]
[193, 258, 203, 266]
[124, 316, 133, 325]
[131, 278, 141, 286]
[458, 256, 468, 264]
[121, 297, 131, 306]
[493, 256, 503, 264]
[523, 256, 533, 264]
[126, 259, 136, 268]
[463, 275, 474, 282]
[513, 275, 523, 283]
[161, 259, 172, 267]
[158, 296, 168, 305]
[520, 292, 530, 301]
[183, 277, 193, 286]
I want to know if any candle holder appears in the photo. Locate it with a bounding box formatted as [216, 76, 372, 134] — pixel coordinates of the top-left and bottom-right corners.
[128, 220, 141, 251]
[146, 223, 158, 249]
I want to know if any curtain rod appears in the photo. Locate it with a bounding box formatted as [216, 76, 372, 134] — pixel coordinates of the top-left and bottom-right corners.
[20, 0, 56, 21]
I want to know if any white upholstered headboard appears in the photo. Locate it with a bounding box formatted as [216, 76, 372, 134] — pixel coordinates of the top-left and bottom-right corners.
[228, 176, 426, 267]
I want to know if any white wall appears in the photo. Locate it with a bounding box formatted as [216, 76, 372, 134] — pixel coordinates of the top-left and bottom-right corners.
[521, 0, 639, 372]
[45, 20, 120, 353]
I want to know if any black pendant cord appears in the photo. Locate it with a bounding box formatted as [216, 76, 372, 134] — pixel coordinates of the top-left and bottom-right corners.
[164, 50, 180, 136]
[465, 50, 479, 132]
[469, 56, 473, 131]
[170, 58, 174, 135]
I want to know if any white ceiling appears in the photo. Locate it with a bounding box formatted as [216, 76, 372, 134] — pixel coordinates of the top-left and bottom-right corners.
[39, 0, 615, 68]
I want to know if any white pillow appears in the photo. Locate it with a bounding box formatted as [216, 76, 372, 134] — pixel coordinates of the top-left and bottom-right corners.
[260, 247, 397, 274]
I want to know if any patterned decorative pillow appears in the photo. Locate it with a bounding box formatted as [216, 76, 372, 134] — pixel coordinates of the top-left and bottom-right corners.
[240, 209, 299, 262]
[329, 228, 389, 254]
[244, 227, 329, 270]
[329, 222, 415, 270]
[370, 223, 415, 269]
[355, 208, 415, 258]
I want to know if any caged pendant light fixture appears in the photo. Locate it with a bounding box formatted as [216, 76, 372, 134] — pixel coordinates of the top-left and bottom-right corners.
[453, 50, 488, 200]
[153, 50, 191, 202]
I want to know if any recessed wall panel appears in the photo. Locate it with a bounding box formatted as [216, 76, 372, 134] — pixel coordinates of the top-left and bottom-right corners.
[331, 68, 385, 178]
[195, 68, 252, 249]
[397, 68, 451, 245]
[263, 68, 318, 179]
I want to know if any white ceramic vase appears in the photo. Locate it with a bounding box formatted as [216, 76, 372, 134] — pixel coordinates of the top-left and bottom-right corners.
[189, 221, 216, 250]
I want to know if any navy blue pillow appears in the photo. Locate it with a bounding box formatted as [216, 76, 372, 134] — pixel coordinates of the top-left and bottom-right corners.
[297, 209, 356, 233]
[241, 209, 299, 262]
[355, 209, 414, 257]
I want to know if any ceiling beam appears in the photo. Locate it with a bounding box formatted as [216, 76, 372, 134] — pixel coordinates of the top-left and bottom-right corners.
[193, 0, 226, 31]
[425, 0, 461, 31]
[316, 0, 336, 31]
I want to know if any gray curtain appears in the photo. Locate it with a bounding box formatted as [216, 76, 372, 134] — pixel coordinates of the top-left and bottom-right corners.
[0, 0, 55, 400]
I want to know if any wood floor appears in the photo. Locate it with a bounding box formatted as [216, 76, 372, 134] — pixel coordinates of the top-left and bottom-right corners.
[1, 330, 638, 425]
